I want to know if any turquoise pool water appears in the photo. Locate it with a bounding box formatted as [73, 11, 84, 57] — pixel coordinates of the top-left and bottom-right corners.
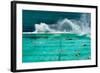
[22, 33, 91, 63]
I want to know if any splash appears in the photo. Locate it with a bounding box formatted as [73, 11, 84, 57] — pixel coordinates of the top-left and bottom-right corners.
[57, 18, 81, 33]
[23, 14, 90, 37]
[33, 14, 90, 37]
[34, 19, 81, 33]
[34, 23, 55, 32]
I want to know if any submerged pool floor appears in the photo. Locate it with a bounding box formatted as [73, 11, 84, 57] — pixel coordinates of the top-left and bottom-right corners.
[22, 33, 91, 63]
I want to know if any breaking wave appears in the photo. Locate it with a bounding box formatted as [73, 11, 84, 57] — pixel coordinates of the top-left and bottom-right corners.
[33, 14, 90, 37]
[23, 14, 91, 37]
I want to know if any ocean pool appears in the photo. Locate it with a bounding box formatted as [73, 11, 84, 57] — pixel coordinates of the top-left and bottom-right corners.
[22, 33, 91, 63]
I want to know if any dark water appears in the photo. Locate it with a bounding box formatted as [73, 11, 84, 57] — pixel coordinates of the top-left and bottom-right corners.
[23, 10, 90, 32]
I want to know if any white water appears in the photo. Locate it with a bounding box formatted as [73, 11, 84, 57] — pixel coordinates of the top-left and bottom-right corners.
[32, 14, 90, 37]
[23, 14, 91, 37]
